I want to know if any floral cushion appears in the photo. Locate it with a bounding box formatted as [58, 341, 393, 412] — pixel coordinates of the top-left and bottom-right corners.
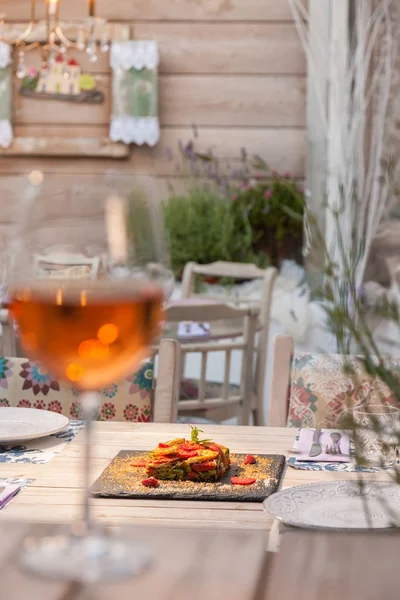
[287, 353, 400, 428]
[0, 357, 154, 422]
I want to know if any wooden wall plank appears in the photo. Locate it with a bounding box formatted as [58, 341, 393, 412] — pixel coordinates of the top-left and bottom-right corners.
[0, 4, 308, 219]
[0, 137, 129, 158]
[160, 75, 306, 126]
[7, 126, 306, 177]
[134, 23, 306, 75]
[20, 23, 306, 75]
[0, 0, 306, 22]
[14, 75, 306, 127]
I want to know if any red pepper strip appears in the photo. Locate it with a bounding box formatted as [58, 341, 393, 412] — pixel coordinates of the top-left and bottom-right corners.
[231, 477, 256, 486]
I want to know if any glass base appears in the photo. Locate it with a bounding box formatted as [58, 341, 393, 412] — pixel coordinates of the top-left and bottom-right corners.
[19, 528, 152, 583]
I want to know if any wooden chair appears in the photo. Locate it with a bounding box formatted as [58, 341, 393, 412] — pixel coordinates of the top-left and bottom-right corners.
[153, 339, 181, 423]
[165, 301, 258, 426]
[268, 335, 294, 426]
[0, 339, 181, 424]
[34, 252, 101, 279]
[268, 334, 400, 428]
[0, 309, 16, 356]
[181, 261, 277, 425]
[1, 253, 102, 357]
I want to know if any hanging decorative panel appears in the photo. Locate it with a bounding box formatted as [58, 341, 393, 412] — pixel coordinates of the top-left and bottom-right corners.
[109, 41, 160, 147]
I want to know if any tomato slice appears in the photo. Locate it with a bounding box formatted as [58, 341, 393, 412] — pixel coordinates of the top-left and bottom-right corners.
[179, 442, 204, 452]
[131, 459, 147, 467]
[244, 454, 256, 465]
[158, 443, 169, 448]
[231, 477, 256, 486]
[177, 450, 199, 460]
[192, 461, 216, 473]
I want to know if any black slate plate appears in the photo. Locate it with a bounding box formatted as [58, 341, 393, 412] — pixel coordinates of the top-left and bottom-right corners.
[90, 450, 286, 503]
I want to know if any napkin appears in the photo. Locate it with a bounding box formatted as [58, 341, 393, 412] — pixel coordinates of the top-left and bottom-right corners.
[178, 321, 210, 337]
[296, 428, 350, 462]
[0, 483, 21, 510]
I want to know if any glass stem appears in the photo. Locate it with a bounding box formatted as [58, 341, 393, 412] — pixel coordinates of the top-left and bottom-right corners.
[81, 391, 99, 533]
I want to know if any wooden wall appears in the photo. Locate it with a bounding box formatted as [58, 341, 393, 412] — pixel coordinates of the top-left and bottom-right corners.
[0, 0, 307, 204]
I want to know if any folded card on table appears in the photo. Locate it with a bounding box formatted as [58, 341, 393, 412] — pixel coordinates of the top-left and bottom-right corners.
[296, 428, 350, 462]
[0, 484, 21, 510]
[178, 321, 210, 337]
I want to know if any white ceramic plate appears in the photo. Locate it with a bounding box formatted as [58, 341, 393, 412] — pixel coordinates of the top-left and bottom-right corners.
[265, 481, 400, 530]
[0, 407, 69, 443]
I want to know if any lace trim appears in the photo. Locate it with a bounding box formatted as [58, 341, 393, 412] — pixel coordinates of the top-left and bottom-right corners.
[0, 43, 11, 69]
[110, 41, 159, 71]
[110, 116, 160, 147]
[0, 119, 13, 149]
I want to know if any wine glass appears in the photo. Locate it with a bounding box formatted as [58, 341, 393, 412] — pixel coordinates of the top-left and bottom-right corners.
[8, 174, 172, 581]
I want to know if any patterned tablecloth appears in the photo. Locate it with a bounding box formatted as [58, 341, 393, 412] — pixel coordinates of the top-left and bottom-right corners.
[288, 433, 394, 473]
[0, 420, 85, 464]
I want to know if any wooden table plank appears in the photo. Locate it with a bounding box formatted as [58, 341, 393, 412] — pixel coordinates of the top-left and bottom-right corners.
[263, 529, 400, 600]
[0, 523, 77, 600]
[0, 523, 266, 600]
[0, 424, 392, 531]
[75, 528, 266, 600]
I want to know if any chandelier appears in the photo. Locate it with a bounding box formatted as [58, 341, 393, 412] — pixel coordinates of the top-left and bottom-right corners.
[0, 0, 110, 78]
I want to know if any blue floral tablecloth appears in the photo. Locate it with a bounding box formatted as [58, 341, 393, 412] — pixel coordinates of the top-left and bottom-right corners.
[287, 456, 388, 473]
[0, 420, 85, 464]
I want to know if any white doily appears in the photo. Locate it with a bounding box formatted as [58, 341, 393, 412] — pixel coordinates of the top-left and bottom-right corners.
[110, 116, 160, 147]
[0, 119, 13, 149]
[110, 41, 159, 71]
[0, 43, 11, 69]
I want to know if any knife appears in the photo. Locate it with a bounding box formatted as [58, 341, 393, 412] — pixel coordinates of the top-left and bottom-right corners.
[309, 428, 322, 458]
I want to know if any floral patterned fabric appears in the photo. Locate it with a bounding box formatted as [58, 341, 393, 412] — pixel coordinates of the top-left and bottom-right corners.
[287, 353, 400, 428]
[0, 357, 154, 422]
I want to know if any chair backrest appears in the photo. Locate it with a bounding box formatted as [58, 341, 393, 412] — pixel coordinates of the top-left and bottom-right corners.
[181, 261, 277, 424]
[153, 339, 181, 423]
[268, 334, 293, 426]
[165, 300, 258, 425]
[34, 252, 101, 280]
[0, 340, 181, 423]
[0, 310, 16, 356]
[2, 253, 101, 356]
[268, 334, 400, 428]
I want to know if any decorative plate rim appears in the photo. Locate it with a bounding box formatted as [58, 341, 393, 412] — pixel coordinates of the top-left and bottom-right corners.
[264, 480, 400, 531]
[0, 407, 70, 442]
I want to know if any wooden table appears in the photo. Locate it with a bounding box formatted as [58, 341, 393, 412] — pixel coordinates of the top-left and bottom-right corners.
[263, 528, 400, 600]
[0, 423, 391, 529]
[0, 423, 396, 599]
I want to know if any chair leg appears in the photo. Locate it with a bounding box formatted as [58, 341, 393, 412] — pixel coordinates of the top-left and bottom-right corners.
[252, 393, 265, 427]
[251, 388, 265, 426]
[239, 314, 257, 426]
[0, 311, 16, 356]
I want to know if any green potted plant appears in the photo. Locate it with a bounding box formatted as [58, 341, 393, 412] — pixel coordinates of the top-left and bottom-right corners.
[164, 185, 267, 280]
[231, 172, 305, 266]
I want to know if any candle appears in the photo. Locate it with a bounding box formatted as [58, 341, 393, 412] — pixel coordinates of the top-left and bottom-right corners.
[88, 0, 95, 17]
[48, 0, 58, 16]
